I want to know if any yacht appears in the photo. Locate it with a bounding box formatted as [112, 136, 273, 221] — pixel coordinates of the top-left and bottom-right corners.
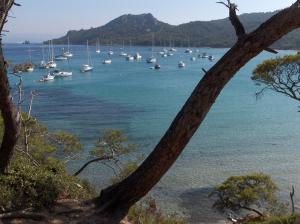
[170, 48, 177, 52]
[103, 58, 112, 64]
[63, 36, 73, 58]
[26, 49, 34, 72]
[146, 33, 156, 64]
[55, 53, 68, 61]
[126, 55, 134, 61]
[119, 41, 127, 56]
[81, 64, 93, 72]
[47, 40, 57, 68]
[81, 40, 94, 72]
[208, 55, 215, 61]
[96, 38, 101, 54]
[108, 50, 114, 56]
[39, 60, 49, 69]
[178, 61, 186, 68]
[146, 56, 157, 64]
[185, 48, 193, 54]
[134, 53, 142, 60]
[47, 61, 57, 68]
[39, 73, 55, 82]
[52, 69, 72, 77]
[40, 45, 49, 69]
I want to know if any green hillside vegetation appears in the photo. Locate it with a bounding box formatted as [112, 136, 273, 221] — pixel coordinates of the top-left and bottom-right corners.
[50, 12, 300, 49]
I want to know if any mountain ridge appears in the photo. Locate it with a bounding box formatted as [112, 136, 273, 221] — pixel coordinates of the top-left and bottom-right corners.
[50, 12, 300, 49]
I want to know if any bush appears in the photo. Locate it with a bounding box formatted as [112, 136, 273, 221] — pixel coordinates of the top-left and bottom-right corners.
[0, 156, 95, 212]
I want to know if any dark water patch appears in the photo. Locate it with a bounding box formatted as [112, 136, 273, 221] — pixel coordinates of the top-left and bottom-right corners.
[22, 86, 145, 146]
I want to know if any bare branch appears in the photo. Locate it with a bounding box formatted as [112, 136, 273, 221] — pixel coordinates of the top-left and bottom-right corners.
[218, 0, 246, 38]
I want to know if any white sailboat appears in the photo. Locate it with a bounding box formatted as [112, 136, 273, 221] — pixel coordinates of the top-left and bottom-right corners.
[39, 73, 55, 82]
[146, 34, 157, 64]
[81, 40, 93, 72]
[40, 45, 49, 69]
[47, 40, 57, 68]
[96, 38, 101, 54]
[63, 36, 73, 58]
[26, 49, 34, 72]
[119, 40, 127, 56]
[178, 61, 186, 68]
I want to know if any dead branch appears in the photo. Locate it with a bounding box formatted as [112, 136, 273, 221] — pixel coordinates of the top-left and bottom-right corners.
[290, 185, 295, 214]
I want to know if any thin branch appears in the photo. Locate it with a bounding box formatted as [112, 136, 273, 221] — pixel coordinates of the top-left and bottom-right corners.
[73, 156, 113, 176]
[290, 185, 295, 214]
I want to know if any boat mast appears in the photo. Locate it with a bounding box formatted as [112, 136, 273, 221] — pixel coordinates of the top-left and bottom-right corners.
[67, 36, 70, 53]
[151, 33, 154, 57]
[51, 40, 54, 61]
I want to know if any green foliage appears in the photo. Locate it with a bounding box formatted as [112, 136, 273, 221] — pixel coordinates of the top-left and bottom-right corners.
[16, 113, 82, 163]
[210, 173, 281, 215]
[247, 215, 300, 224]
[252, 53, 300, 84]
[90, 129, 136, 158]
[252, 53, 300, 102]
[51, 131, 82, 153]
[0, 156, 95, 212]
[128, 198, 186, 224]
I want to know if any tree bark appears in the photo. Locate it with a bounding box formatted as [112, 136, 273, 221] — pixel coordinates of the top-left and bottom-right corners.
[96, 1, 300, 222]
[0, 0, 20, 174]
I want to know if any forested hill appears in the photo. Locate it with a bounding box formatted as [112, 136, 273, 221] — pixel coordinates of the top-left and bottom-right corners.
[50, 12, 300, 49]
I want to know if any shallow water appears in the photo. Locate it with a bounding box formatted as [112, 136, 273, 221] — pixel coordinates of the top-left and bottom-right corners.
[4, 44, 300, 223]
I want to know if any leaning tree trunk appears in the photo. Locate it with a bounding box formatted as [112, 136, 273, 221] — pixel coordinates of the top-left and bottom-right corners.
[0, 0, 21, 174]
[96, 1, 300, 222]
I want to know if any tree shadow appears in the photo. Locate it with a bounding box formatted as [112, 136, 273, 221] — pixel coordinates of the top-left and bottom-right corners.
[179, 187, 226, 224]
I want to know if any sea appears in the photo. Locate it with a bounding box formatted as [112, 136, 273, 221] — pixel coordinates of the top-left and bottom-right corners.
[3, 43, 300, 223]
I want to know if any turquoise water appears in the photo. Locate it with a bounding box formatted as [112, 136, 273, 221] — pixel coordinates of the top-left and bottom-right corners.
[4, 44, 300, 223]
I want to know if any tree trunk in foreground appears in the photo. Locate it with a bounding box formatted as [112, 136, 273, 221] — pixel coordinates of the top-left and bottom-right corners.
[96, 1, 300, 221]
[0, 1, 21, 174]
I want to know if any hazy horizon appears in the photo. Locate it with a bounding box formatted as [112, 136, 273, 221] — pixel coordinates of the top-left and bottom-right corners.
[3, 0, 296, 43]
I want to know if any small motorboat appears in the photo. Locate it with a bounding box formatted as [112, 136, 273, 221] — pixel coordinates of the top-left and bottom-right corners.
[81, 64, 93, 72]
[47, 60, 57, 68]
[134, 53, 142, 60]
[39, 73, 54, 82]
[119, 52, 127, 57]
[178, 61, 186, 68]
[55, 55, 68, 61]
[103, 59, 112, 64]
[146, 56, 157, 64]
[185, 48, 193, 54]
[154, 64, 161, 70]
[190, 57, 196, 61]
[208, 55, 215, 61]
[126, 55, 134, 61]
[52, 70, 73, 77]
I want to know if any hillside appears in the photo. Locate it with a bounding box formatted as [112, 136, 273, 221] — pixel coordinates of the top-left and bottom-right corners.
[50, 12, 300, 49]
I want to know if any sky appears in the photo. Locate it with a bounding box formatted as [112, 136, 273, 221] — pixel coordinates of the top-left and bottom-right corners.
[3, 0, 296, 43]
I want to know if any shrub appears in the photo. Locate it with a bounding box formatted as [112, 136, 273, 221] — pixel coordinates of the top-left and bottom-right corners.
[0, 156, 95, 212]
